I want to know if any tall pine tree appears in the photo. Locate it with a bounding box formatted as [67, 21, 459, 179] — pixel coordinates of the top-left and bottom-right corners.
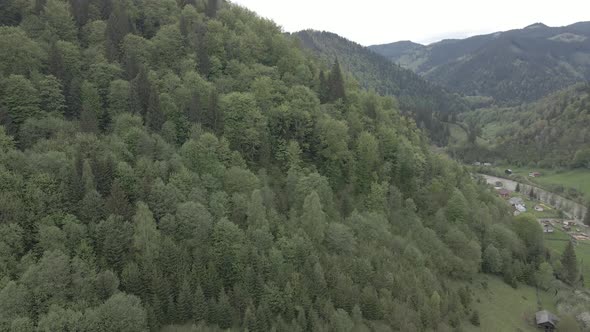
[327, 58, 346, 102]
[105, 2, 132, 62]
[561, 241, 579, 285]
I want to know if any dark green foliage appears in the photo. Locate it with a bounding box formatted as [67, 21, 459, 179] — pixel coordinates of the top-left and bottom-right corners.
[326, 59, 346, 102]
[105, 2, 133, 62]
[561, 241, 579, 285]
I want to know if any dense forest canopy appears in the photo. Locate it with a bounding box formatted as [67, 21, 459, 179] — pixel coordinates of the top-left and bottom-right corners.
[0, 0, 586, 331]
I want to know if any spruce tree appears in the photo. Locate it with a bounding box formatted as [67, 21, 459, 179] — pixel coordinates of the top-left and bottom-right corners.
[583, 206, 590, 226]
[327, 58, 346, 102]
[515, 183, 520, 193]
[561, 241, 579, 285]
[177, 279, 194, 323]
[206, 0, 220, 18]
[146, 86, 165, 132]
[193, 285, 206, 322]
[105, 2, 132, 62]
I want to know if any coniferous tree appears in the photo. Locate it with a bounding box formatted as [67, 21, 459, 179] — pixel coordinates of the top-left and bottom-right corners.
[129, 67, 151, 116]
[318, 70, 328, 103]
[327, 59, 346, 102]
[105, 2, 132, 62]
[206, 0, 220, 18]
[193, 285, 207, 322]
[515, 183, 520, 193]
[176, 278, 194, 323]
[561, 241, 579, 285]
[583, 206, 590, 226]
[69, 0, 90, 28]
[146, 87, 165, 131]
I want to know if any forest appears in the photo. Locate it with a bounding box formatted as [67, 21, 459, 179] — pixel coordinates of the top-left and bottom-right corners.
[457, 83, 590, 168]
[0, 0, 586, 331]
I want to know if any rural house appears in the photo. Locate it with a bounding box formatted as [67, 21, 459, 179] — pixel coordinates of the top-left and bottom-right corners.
[497, 189, 510, 198]
[535, 310, 559, 331]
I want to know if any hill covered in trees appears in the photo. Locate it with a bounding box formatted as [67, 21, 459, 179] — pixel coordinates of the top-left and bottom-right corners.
[0, 0, 588, 331]
[294, 30, 470, 146]
[370, 22, 590, 105]
[461, 83, 590, 168]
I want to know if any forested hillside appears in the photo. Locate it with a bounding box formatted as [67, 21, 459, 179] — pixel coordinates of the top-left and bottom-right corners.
[370, 22, 590, 105]
[0, 0, 583, 331]
[463, 84, 590, 168]
[295, 30, 470, 146]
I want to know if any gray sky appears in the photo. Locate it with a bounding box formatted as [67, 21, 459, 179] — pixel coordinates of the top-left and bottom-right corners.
[232, 0, 590, 46]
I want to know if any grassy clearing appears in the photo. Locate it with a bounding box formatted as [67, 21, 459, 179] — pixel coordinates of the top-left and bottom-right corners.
[496, 166, 590, 201]
[544, 227, 590, 288]
[465, 275, 557, 332]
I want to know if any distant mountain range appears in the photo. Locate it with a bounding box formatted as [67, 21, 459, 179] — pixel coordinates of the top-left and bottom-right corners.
[370, 22, 590, 104]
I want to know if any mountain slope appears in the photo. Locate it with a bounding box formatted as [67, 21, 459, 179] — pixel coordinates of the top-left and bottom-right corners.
[0, 0, 571, 331]
[370, 22, 590, 104]
[465, 83, 590, 167]
[294, 30, 470, 145]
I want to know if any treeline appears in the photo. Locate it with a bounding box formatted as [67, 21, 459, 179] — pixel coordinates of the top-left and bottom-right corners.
[0, 0, 573, 331]
[294, 30, 467, 146]
[458, 83, 590, 168]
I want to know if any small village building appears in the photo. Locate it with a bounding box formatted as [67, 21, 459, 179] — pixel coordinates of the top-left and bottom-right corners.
[473, 162, 481, 166]
[529, 172, 542, 178]
[509, 197, 524, 206]
[543, 224, 554, 233]
[484, 162, 492, 167]
[498, 189, 510, 198]
[534, 205, 544, 212]
[535, 310, 559, 331]
[495, 181, 504, 188]
[515, 204, 527, 212]
[505, 169, 513, 175]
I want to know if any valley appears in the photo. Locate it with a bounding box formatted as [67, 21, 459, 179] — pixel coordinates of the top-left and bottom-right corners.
[0, 1, 589, 331]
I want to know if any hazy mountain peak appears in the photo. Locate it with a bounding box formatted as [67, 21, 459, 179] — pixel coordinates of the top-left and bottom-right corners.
[524, 22, 548, 29]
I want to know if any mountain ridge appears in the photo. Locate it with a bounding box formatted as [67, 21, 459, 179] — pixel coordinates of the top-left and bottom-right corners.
[370, 21, 590, 104]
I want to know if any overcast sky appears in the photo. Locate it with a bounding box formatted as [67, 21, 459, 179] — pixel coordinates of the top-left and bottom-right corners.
[231, 0, 590, 46]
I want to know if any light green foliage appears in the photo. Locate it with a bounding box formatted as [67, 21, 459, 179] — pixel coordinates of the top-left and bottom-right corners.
[446, 189, 468, 223]
[37, 75, 65, 114]
[133, 202, 160, 263]
[1, 75, 40, 127]
[41, 0, 77, 42]
[513, 214, 544, 263]
[84, 293, 147, 332]
[301, 191, 327, 243]
[0, 27, 44, 76]
[220, 92, 267, 161]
